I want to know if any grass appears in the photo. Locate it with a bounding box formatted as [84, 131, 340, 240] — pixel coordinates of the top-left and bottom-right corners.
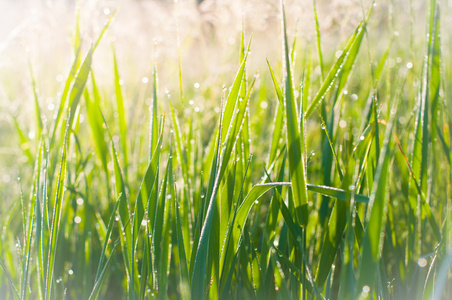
[0, 0, 451, 299]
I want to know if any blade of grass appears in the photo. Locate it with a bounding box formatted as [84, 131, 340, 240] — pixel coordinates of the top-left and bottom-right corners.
[281, 0, 309, 226]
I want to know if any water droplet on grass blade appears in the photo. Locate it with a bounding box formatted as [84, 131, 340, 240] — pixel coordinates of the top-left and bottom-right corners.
[418, 258, 428, 268]
[361, 285, 370, 297]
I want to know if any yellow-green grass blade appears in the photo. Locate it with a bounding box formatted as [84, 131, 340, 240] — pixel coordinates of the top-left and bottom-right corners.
[21, 139, 43, 299]
[191, 103, 223, 299]
[313, 0, 324, 81]
[44, 118, 69, 300]
[93, 195, 121, 284]
[305, 6, 372, 119]
[107, 123, 134, 296]
[428, 1, 441, 146]
[219, 182, 288, 294]
[12, 117, 33, 163]
[50, 49, 80, 144]
[93, 11, 116, 51]
[130, 119, 164, 296]
[281, 0, 308, 226]
[112, 47, 129, 181]
[0, 257, 20, 300]
[51, 13, 112, 145]
[132, 121, 163, 251]
[191, 56, 253, 298]
[88, 241, 119, 300]
[307, 184, 368, 204]
[169, 100, 189, 184]
[356, 106, 397, 296]
[67, 47, 93, 131]
[29, 64, 43, 138]
[150, 65, 159, 157]
[152, 154, 172, 298]
[84, 84, 108, 176]
[266, 59, 285, 115]
[220, 40, 250, 145]
[175, 202, 190, 300]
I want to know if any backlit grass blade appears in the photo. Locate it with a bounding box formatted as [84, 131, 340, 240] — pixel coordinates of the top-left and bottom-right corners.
[12, 117, 33, 163]
[356, 105, 397, 297]
[112, 46, 129, 181]
[84, 89, 107, 176]
[44, 118, 69, 300]
[307, 184, 369, 203]
[219, 182, 289, 294]
[88, 241, 119, 300]
[305, 6, 372, 119]
[21, 139, 43, 299]
[93, 12, 115, 51]
[191, 99, 223, 299]
[281, 0, 308, 226]
[132, 121, 163, 251]
[29, 65, 43, 138]
[0, 258, 20, 299]
[220, 40, 250, 144]
[67, 47, 93, 130]
[313, 0, 324, 81]
[176, 202, 190, 299]
[51, 14, 112, 144]
[152, 154, 172, 298]
[150, 65, 159, 156]
[169, 100, 189, 183]
[192, 56, 254, 297]
[93, 195, 121, 285]
[50, 49, 80, 143]
[266, 59, 285, 114]
[428, 1, 441, 146]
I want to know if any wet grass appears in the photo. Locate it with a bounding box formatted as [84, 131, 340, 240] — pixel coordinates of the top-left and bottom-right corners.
[0, 0, 451, 299]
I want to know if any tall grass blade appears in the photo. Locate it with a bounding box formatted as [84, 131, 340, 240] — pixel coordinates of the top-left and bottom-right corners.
[281, 0, 309, 226]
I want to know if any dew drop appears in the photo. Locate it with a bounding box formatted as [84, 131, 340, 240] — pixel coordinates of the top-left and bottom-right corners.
[418, 258, 428, 268]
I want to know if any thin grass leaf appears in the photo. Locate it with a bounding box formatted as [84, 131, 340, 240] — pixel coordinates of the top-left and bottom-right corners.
[281, 0, 309, 226]
[0, 257, 20, 300]
[29, 64, 43, 138]
[44, 117, 70, 300]
[356, 106, 397, 296]
[307, 184, 369, 203]
[21, 139, 43, 299]
[112, 46, 129, 180]
[305, 6, 372, 119]
[88, 241, 119, 300]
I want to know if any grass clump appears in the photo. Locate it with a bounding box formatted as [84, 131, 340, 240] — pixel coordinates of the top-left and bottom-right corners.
[0, 0, 451, 299]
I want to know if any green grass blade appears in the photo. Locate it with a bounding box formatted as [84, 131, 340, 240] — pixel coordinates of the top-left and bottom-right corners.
[67, 47, 93, 130]
[88, 241, 119, 300]
[220, 41, 250, 145]
[29, 65, 43, 138]
[219, 182, 289, 295]
[0, 257, 20, 300]
[12, 117, 33, 163]
[21, 140, 43, 299]
[45, 118, 69, 300]
[307, 184, 369, 203]
[94, 195, 121, 283]
[281, 0, 309, 226]
[305, 6, 372, 119]
[150, 65, 159, 156]
[313, 0, 324, 81]
[112, 46, 129, 180]
[356, 106, 397, 296]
